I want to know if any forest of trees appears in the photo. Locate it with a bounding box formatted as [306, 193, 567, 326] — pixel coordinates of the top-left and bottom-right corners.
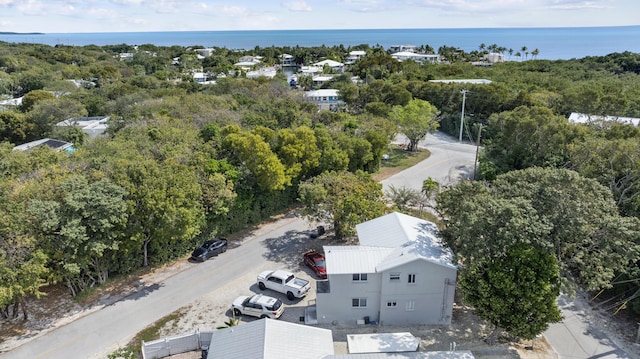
[1, 40, 639, 343]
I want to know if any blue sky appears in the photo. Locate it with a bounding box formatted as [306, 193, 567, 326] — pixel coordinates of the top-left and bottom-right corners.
[0, 0, 638, 33]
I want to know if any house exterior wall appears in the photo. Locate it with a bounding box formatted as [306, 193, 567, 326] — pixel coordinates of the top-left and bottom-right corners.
[316, 272, 382, 324]
[379, 260, 456, 325]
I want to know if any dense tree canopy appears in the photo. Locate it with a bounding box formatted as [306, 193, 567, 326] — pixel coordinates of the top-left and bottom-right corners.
[1, 41, 640, 322]
[437, 167, 640, 292]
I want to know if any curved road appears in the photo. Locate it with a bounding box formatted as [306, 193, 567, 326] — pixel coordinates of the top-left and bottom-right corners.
[2, 131, 635, 359]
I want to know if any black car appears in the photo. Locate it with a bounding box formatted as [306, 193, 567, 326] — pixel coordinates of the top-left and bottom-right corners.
[191, 238, 228, 262]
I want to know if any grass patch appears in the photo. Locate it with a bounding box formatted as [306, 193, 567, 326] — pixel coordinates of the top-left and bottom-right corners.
[373, 147, 431, 181]
[113, 308, 188, 357]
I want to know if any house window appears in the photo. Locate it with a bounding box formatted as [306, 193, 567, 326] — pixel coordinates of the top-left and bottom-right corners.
[352, 298, 367, 308]
[390, 273, 401, 281]
[386, 300, 397, 308]
[408, 274, 416, 284]
[352, 273, 368, 282]
[405, 300, 415, 311]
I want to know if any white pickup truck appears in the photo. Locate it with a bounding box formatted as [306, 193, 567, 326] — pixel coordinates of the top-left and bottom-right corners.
[257, 269, 311, 300]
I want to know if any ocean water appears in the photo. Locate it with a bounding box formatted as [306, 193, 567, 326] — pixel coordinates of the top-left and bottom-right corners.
[1, 26, 639, 60]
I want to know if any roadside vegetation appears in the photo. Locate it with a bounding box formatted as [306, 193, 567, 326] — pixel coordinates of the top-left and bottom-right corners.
[0, 40, 639, 349]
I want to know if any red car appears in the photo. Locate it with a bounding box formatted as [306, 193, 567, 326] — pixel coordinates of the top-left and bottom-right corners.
[303, 250, 327, 279]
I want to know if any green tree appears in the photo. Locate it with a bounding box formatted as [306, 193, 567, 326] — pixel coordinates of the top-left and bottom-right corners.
[27, 97, 88, 139]
[21, 90, 56, 112]
[0, 111, 31, 144]
[298, 170, 387, 240]
[111, 159, 204, 267]
[224, 131, 288, 191]
[389, 99, 440, 152]
[28, 176, 128, 296]
[437, 167, 640, 292]
[460, 244, 562, 344]
[274, 126, 320, 181]
[480, 106, 573, 179]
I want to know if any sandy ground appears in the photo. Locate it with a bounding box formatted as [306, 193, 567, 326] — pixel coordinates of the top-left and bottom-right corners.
[0, 213, 634, 359]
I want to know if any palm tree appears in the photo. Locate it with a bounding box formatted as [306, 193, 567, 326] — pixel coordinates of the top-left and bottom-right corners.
[521, 46, 528, 60]
[217, 313, 241, 329]
[532, 48, 539, 59]
[508, 48, 514, 60]
[479, 43, 486, 53]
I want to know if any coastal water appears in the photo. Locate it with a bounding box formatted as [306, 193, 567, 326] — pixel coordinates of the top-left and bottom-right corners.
[1, 26, 639, 60]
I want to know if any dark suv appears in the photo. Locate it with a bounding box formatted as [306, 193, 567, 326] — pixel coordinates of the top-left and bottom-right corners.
[190, 238, 228, 262]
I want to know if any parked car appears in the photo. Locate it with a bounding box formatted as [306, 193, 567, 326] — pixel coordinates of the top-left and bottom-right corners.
[303, 250, 327, 279]
[190, 238, 227, 262]
[232, 294, 284, 319]
[257, 269, 311, 300]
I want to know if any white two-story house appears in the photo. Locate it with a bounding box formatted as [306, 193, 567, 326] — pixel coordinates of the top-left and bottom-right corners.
[314, 212, 457, 326]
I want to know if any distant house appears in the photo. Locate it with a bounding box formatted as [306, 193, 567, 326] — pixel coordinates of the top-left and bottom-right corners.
[568, 112, 640, 127]
[246, 67, 278, 79]
[312, 212, 457, 326]
[280, 53, 295, 66]
[389, 45, 418, 53]
[312, 74, 336, 87]
[196, 48, 215, 57]
[391, 51, 439, 64]
[192, 72, 216, 85]
[13, 138, 75, 152]
[0, 96, 22, 109]
[304, 89, 343, 111]
[119, 52, 134, 61]
[345, 50, 366, 65]
[55, 116, 110, 138]
[235, 56, 263, 70]
[429, 79, 493, 85]
[313, 59, 345, 72]
[483, 52, 505, 63]
[207, 319, 334, 359]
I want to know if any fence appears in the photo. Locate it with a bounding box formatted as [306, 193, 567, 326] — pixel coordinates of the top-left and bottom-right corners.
[141, 330, 214, 359]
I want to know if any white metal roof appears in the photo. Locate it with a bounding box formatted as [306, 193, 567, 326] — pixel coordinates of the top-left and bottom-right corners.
[428, 79, 492, 84]
[209, 319, 334, 359]
[314, 59, 344, 67]
[347, 332, 420, 354]
[354, 212, 455, 271]
[568, 112, 640, 126]
[305, 89, 341, 97]
[324, 246, 394, 274]
[325, 350, 476, 358]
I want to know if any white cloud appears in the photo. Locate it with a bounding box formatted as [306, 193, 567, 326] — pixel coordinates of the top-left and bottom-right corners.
[282, 1, 312, 12]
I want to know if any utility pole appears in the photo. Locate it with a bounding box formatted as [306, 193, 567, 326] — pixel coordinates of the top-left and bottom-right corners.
[473, 124, 483, 180]
[459, 90, 468, 142]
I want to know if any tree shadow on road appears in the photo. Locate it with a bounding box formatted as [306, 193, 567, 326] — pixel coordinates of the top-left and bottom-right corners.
[261, 228, 317, 270]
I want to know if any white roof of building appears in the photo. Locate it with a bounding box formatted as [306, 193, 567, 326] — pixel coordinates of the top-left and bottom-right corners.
[314, 59, 344, 67]
[305, 89, 341, 97]
[313, 75, 335, 82]
[349, 50, 366, 56]
[325, 350, 476, 358]
[353, 212, 455, 271]
[568, 112, 640, 126]
[13, 138, 74, 152]
[208, 319, 334, 359]
[391, 51, 437, 58]
[324, 246, 394, 274]
[347, 332, 420, 354]
[429, 79, 492, 84]
[0, 97, 22, 106]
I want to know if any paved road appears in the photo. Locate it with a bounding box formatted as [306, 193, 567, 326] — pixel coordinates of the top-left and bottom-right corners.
[546, 295, 636, 359]
[3, 131, 636, 359]
[2, 214, 309, 359]
[382, 132, 477, 193]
